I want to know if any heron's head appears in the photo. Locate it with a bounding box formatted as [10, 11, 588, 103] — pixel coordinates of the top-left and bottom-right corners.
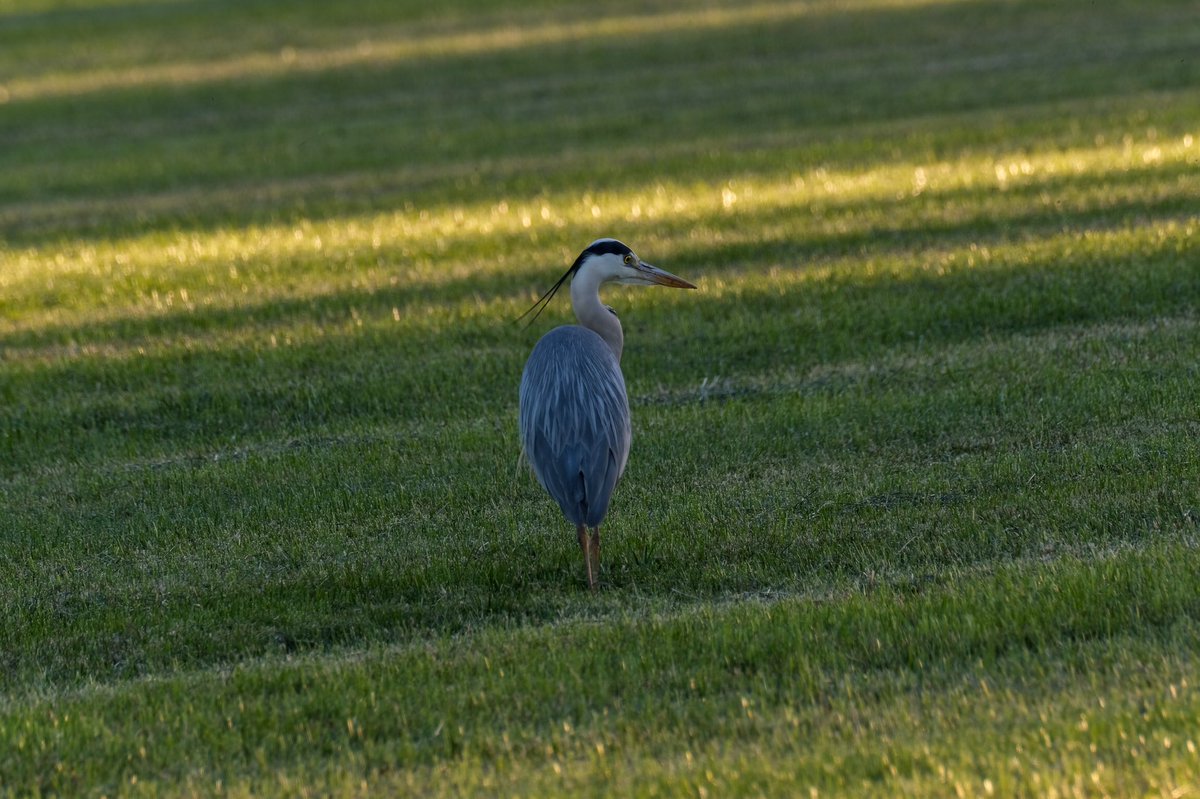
[576, 238, 697, 289]
[518, 238, 695, 326]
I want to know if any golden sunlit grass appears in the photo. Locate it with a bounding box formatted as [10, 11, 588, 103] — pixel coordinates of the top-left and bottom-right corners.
[4, 217, 1196, 372]
[3, 129, 1196, 336]
[2, 0, 1199, 795]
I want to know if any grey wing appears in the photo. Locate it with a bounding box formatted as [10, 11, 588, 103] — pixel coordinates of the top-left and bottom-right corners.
[519, 328, 631, 528]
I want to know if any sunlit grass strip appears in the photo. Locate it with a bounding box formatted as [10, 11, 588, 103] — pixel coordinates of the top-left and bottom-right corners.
[1, 216, 1195, 368]
[5, 125, 1195, 282]
[1, 131, 1195, 323]
[0, 0, 962, 103]
[210, 654, 1198, 797]
[3, 85, 1195, 243]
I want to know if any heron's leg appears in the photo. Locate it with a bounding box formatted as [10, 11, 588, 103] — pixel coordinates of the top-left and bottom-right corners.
[577, 524, 596, 591]
[589, 527, 601, 573]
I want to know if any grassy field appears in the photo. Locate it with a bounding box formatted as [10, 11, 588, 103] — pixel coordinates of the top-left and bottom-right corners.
[2, 0, 1199, 794]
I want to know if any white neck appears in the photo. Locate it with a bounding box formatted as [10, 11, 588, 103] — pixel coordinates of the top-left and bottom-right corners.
[570, 265, 624, 362]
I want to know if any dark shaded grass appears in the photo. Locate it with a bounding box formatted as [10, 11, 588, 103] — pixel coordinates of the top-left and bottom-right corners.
[3, 309, 1196, 687]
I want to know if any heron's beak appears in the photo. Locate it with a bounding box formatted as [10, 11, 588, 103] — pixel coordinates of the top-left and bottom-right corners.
[631, 262, 697, 289]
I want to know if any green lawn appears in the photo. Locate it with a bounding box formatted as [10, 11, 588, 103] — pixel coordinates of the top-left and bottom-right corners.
[2, 0, 1199, 795]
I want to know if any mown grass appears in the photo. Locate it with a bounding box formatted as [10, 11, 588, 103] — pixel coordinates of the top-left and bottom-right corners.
[1, 0, 1198, 795]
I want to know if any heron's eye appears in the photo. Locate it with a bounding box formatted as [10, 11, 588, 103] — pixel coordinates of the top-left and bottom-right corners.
[623, 254, 634, 265]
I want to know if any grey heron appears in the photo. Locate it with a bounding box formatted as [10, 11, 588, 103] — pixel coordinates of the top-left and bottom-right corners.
[518, 239, 696, 590]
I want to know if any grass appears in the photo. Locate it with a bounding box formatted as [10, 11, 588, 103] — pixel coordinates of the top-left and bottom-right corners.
[1, 0, 1198, 795]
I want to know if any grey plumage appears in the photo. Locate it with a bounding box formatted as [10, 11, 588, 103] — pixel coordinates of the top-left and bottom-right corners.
[519, 325, 631, 527]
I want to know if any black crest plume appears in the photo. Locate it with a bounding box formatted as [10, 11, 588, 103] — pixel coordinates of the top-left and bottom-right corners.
[516, 254, 583, 327]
